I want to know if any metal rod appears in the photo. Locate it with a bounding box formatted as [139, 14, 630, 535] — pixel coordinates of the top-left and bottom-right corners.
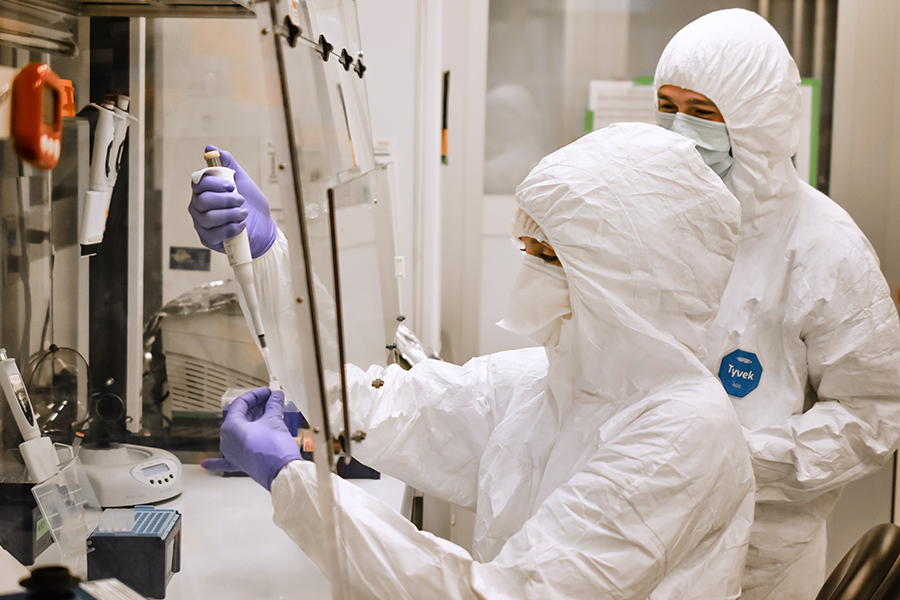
[793, 0, 805, 71]
[327, 189, 352, 464]
[126, 17, 145, 433]
[16, 173, 32, 362]
[813, 0, 827, 79]
[759, 0, 770, 21]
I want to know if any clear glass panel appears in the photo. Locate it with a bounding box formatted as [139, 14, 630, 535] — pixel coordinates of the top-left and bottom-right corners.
[143, 15, 279, 444]
[257, 0, 398, 431]
[329, 164, 399, 369]
[0, 157, 56, 454]
[316, 164, 400, 448]
[305, 0, 376, 177]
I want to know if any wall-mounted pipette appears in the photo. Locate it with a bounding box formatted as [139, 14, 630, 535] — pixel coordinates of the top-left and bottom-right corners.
[193, 151, 278, 388]
[79, 95, 134, 255]
[0, 349, 60, 483]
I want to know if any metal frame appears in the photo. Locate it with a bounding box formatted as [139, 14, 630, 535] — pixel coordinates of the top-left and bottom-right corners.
[18, 0, 254, 18]
[255, 3, 349, 597]
[125, 17, 145, 433]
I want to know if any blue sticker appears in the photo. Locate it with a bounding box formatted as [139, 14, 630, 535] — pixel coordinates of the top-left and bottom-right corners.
[718, 349, 762, 398]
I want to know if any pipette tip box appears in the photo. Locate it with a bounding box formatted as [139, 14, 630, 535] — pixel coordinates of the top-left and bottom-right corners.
[87, 506, 181, 599]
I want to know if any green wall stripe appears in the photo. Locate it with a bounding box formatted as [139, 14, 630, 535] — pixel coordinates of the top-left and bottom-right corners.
[802, 77, 821, 187]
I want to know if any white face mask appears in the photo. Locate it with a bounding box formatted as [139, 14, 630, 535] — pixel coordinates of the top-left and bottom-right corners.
[657, 111, 735, 179]
[497, 253, 572, 347]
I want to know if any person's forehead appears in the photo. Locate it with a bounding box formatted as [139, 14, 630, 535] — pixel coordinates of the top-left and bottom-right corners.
[522, 236, 552, 248]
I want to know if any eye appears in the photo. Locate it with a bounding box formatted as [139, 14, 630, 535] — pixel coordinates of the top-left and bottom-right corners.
[691, 108, 718, 120]
[658, 100, 677, 112]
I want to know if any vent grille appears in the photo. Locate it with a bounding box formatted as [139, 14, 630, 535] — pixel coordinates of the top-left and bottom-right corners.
[166, 352, 266, 413]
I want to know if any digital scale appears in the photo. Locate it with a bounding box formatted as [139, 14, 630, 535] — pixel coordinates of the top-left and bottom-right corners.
[79, 444, 183, 508]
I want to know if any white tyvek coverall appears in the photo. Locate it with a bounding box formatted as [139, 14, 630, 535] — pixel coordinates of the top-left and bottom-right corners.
[655, 9, 900, 600]
[250, 123, 755, 599]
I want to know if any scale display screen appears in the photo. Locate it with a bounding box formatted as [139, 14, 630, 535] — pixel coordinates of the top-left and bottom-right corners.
[142, 463, 169, 477]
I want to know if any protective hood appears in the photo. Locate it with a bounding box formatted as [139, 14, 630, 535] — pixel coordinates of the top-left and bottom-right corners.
[655, 8, 802, 237]
[515, 122, 740, 401]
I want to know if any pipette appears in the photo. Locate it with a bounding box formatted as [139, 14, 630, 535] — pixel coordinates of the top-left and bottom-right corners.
[195, 151, 278, 388]
[80, 96, 134, 255]
[0, 348, 60, 482]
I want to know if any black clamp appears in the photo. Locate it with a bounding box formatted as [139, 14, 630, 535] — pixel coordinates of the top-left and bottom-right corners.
[339, 48, 353, 71]
[354, 53, 366, 79]
[317, 34, 334, 61]
[281, 16, 302, 48]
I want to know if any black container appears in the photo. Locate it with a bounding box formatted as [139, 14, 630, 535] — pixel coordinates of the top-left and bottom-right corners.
[0, 481, 53, 566]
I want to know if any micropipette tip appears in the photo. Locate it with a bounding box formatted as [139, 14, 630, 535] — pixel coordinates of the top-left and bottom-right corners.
[260, 346, 278, 389]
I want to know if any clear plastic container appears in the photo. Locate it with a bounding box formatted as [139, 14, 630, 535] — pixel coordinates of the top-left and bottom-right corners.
[31, 456, 102, 559]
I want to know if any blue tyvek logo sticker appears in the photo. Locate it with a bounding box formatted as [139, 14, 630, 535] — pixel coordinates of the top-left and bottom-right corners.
[718, 349, 762, 398]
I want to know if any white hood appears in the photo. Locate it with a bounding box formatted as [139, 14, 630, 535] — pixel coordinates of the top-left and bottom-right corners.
[516, 122, 741, 388]
[655, 8, 802, 238]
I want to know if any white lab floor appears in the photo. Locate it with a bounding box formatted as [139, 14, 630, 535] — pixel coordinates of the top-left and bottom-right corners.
[0, 465, 407, 599]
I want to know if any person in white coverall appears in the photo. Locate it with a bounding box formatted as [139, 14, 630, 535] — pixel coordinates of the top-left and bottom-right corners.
[653, 9, 900, 600]
[189, 123, 755, 599]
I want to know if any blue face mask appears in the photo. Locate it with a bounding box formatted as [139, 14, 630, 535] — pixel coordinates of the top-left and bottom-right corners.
[657, 111, 735, 179]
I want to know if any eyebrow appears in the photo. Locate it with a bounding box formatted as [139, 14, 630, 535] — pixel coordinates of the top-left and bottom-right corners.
[684, 98, 717, 107]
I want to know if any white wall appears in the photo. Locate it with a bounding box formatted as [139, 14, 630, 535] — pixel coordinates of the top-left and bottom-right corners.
[831, 0, 900, 300]
[561, 0, 630, 146]
[359, 0, 491, 363]
[825, 0, 900, 570]
[438, 0, 490, 363]
[356, 0, 490, 547]
[356, 0, 418, 326]
[478, 1, 632, 356]
[357, 0, 446, 354]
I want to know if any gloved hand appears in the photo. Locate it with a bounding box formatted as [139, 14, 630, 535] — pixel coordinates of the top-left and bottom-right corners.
[189, 145, 278, 258]
[201, 387, 303, 490]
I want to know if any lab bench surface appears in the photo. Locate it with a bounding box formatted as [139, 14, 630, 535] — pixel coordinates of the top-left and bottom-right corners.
[0, 465, 408, 599]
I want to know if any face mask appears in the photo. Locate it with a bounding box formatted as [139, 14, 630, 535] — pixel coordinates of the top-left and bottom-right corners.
[657, 111, 735, 179]
[497, 253, 571, 347]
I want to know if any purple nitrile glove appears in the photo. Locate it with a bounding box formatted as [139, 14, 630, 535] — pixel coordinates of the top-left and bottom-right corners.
[188, 145, 278, 258]
[201, 387, 303, 490]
